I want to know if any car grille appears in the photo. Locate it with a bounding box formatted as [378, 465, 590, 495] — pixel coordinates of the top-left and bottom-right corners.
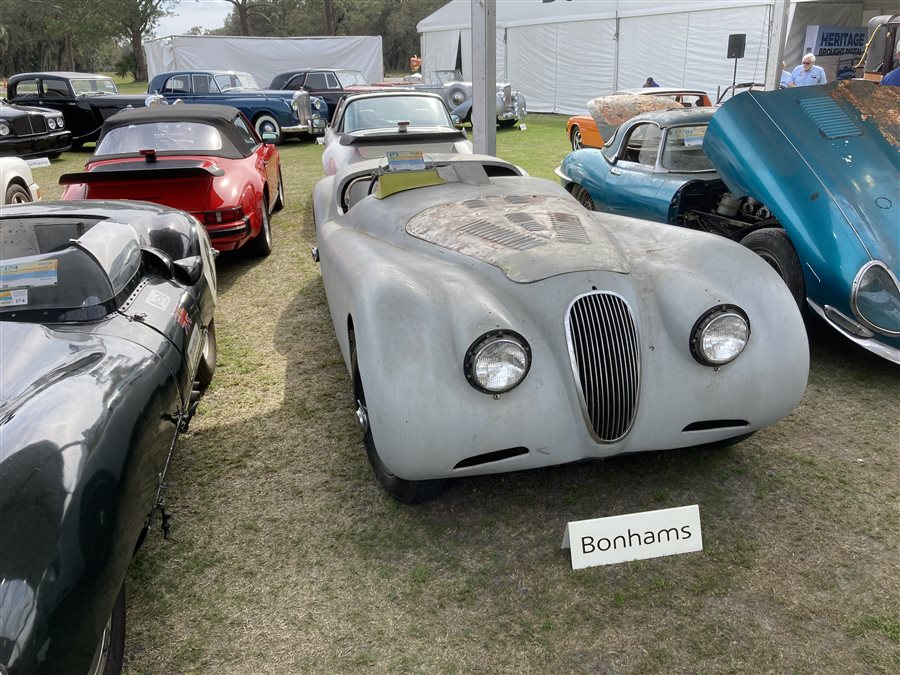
[10, 115, 47, 136]
[566, 291, 640, 442]
[291, 91, 312, 126]
[502, 84, 512, 109]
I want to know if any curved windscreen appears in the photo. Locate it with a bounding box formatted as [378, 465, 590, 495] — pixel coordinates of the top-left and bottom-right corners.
[70, 78, 118, 96]
[215, 72, 259, 91]
[336, 70, 369, 87]
[95, 121, 225, 156]
[0, 218, 141, 322]
[343, 97, 452, 132]
[661, 124, 714, 172]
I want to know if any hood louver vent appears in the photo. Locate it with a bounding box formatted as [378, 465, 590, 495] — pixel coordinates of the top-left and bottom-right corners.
[799, 98, 861, 140]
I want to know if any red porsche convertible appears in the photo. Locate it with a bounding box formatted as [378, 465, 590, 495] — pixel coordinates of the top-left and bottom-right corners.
[60, 103, 283, 256]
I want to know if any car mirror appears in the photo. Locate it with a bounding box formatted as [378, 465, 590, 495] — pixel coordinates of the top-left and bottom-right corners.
[261, 132, 278, 144]
[451, 113, 462, 126]
[173, 256, 203, 286]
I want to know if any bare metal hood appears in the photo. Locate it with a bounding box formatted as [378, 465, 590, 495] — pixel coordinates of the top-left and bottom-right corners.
[406, 194, 629, 282]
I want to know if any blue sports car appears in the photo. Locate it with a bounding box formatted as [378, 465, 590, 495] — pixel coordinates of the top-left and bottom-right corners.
[557, 81, 899, 364]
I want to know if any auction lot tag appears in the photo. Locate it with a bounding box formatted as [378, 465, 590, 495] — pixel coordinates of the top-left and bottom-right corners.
[562, 505, 702, 570]
[385, 150, 426, 172]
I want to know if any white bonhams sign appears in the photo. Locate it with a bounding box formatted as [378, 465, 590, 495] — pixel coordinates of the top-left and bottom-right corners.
[562, 505, 703, 570]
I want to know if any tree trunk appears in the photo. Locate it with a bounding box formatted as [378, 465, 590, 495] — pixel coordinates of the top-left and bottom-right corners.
[131, 28, 146, 80]
[324, 0, 337, 35]
[239, 6, 250, 35]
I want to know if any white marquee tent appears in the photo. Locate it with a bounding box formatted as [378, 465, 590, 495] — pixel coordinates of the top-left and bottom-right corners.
[417, 0, 896, 113]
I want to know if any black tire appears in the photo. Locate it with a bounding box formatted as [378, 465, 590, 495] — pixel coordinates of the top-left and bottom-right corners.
[254, 114, 282, 144]
[740, 228, 805, 307]
[244, 195, 273, 257]
[352, 347, 445, 503]
[498, 118, 518, 128]
[4, 183, 32, 204]
[272, 167, 285, 212]
[196, 319, 217, 392]
[88, 580, 125, 675]
[570, 184, 596, 211]
[570, 125, 583, 150]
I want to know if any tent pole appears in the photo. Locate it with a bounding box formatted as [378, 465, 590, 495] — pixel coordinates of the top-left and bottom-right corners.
[471, 0, 497, 156]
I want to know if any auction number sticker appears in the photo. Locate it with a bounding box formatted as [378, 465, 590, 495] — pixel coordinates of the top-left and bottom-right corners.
[0, 259, 58, 290]
[0, 289, 28, 307]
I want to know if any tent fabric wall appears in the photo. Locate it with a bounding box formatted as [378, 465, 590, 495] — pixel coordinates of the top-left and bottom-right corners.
[421, 29, 461, 80]
[143, 35, 384, 86]
[417, 0, 875, 115]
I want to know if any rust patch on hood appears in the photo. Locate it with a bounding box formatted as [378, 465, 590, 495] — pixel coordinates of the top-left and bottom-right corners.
[829, 79, 900, 148]
[587, 95, 683, 129]
[406, 195, 629, 282]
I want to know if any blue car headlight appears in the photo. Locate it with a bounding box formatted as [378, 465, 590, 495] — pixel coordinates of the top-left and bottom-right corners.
[690, 305, 750, 366]
[852, 261, 900, 336]
[464, 330, 531, 394]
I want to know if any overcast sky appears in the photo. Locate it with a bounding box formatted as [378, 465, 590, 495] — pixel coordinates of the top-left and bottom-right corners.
[153, 0, 233, 38]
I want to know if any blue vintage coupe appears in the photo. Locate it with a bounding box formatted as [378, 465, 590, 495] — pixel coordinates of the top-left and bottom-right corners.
[147, 70, 327, 143]
[557, 81, 899, 364]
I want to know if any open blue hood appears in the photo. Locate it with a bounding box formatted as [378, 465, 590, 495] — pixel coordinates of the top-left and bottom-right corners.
[703, 80, 899, 274]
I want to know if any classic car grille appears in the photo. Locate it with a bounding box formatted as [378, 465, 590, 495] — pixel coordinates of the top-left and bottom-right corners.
[502, 84, 512, 108]
[292, 90, 312, 126]
[11, 115, 47, 136]
[566, 292, 640, 442]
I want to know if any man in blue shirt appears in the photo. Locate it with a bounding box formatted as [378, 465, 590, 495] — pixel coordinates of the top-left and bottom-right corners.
[881, 42, 900, 86]
[789, 53, 827, 87]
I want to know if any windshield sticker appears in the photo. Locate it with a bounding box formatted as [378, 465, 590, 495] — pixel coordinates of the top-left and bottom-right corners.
[386, 150, 426, 172]
[146, 289, 171, 312]
[0, 260, 58, 290]
[671, 127, 707, 147]
[0, 289, 28, 307]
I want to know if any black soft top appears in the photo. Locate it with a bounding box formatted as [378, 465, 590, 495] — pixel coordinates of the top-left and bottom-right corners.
[98, 104, 254, 159]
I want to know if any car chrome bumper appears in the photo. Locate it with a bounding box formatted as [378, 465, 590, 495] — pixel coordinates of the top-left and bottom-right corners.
[808, 299, 900, 364]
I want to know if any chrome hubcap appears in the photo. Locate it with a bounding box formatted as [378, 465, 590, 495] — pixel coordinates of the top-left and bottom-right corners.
[355, 400, 369, 436]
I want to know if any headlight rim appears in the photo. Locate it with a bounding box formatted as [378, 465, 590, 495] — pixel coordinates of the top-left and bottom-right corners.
[689, 304, 751, 367]
[464, 328, 532, 394]
[851, 259, 900, 337]
[0, 122, 10, 136]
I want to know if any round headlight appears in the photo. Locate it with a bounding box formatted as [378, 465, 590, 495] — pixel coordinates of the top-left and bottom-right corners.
[47, 117, 57, 129]
[55, 116, 64, 129]
[464, 330, 531, 394]
[690, 305, 750, 366]
[852, 261, 900, 336]
[0, 122, 9, 136]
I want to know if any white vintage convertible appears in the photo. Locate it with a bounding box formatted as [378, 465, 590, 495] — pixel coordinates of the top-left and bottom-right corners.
[312, 154, 809, 502]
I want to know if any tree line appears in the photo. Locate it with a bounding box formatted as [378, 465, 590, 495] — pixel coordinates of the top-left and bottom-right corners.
[0, 0, 446, 81]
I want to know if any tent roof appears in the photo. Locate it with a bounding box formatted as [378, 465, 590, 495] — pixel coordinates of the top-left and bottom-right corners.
[417, 0, 882, 32]
[417, 0, 777, 32]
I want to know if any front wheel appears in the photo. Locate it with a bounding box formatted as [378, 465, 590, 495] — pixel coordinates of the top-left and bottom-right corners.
[244, 195, 273, 257]
[195, 319, 217, 392]
[254, 114, 282, 144]
[569, 184, 596, 211]
[88, 581, 125, 675]
[570, 125, 583, 150]
[740, 228, 805, 307]
[352, 348, 445, 503]
[5, 183, 32, 204]
[272, 167, 285, 212]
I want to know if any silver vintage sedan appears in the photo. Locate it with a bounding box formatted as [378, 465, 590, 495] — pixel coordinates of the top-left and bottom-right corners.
[312, 154, 809, 502]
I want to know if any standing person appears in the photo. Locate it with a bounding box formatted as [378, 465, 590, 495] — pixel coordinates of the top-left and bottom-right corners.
[780, 61, 792, 88]
[881, 41, 900, 86]
[643, 77, 660, 88]
[788, 53, 827, 87]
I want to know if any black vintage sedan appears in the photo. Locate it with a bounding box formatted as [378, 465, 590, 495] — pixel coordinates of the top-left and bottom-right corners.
[0, 100, 71, 158]
[0, 201, 218, 674]
[6, 73, 148, 148]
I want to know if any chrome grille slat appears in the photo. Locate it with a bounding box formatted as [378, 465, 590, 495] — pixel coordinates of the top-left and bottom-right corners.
[566, 292, 640, 442]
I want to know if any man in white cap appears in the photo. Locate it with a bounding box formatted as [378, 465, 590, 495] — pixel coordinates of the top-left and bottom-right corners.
[788, 53, 827, 87]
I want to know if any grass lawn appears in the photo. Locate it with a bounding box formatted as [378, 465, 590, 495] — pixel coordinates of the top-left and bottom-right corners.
[31, 117, 899, 674]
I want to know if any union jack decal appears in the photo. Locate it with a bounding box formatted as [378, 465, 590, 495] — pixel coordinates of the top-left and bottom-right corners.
[174, 306, 193, 334]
